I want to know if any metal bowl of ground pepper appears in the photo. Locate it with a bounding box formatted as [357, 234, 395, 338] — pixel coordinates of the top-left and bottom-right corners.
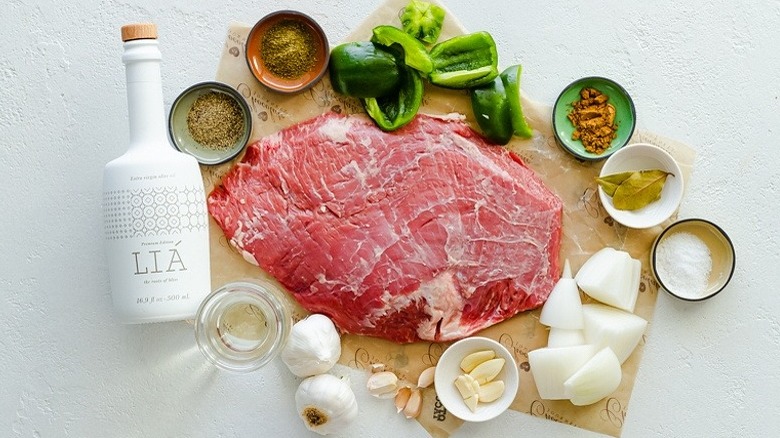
[245, 10, 329, 94]
[552, 76, 636, 161]
[168, 81, 252, 165]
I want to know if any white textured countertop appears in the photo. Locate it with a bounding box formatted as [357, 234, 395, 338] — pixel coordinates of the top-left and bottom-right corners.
[2, 1, 779, 436]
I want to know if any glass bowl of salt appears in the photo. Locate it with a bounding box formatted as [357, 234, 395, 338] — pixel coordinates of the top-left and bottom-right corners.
[651, 218, 736, 301]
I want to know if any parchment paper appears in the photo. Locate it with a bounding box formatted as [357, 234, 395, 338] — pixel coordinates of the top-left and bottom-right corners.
[202, 1, 696, 436]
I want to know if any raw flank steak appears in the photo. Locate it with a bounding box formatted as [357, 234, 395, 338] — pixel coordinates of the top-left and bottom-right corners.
[208, 112, 563, 343]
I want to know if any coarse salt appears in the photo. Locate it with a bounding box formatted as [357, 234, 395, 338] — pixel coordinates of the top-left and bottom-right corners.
[655, 231, 713, 299]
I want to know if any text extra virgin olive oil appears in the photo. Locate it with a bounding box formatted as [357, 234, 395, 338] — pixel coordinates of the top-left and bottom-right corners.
[103, 24, 211, 323]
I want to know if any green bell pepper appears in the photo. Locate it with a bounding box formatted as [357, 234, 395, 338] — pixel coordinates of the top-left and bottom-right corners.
[362, 62, 424, 131]
[371, 25, 433, 74]
[500, 64, 534, 138]
[429, 31, 499, 89]
[329, 42, 401, 98]
[470, 76, 513, 145]
[400, 0, 446, 44]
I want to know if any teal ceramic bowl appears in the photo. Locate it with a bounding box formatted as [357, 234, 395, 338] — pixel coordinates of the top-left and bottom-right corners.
[552, 77, 636, 161]
[168, 81, 252, 165]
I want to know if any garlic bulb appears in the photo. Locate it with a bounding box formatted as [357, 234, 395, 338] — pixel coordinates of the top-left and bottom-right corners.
[282, 314, 342, 377]
[295, 374, 358, 435]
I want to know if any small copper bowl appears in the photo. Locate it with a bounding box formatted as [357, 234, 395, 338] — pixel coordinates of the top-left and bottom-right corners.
[245, 10, 329, 94]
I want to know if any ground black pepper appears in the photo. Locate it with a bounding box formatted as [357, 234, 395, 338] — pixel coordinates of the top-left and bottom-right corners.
[261, 19, 316, 79]
[186, 92, 245, 150]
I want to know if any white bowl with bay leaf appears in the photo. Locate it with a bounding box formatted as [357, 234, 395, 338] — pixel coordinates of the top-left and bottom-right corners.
[597, 143, 684, 229]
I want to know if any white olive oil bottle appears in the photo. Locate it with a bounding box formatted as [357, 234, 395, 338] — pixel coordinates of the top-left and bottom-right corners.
[103, 23, 211, 323]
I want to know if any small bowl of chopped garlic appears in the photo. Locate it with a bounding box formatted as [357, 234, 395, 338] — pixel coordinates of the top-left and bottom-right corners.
[434, 337, 519, 422]
[169, 81, 252, 165]
[651, 218, 736, 301]
[553, 76, 636, 161]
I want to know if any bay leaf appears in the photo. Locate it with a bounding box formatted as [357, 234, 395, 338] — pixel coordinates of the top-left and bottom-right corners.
[596, 171, 634, 196]
[612, 169, 672, 211]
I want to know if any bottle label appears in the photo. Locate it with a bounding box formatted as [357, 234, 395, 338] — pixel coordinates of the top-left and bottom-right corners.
[103, 184, 211, 322]
[103, 185, 207, 239]
[106, 232, 209, 312]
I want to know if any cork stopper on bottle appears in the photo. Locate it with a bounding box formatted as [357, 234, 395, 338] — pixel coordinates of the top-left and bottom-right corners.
[121, 23, 158, 42]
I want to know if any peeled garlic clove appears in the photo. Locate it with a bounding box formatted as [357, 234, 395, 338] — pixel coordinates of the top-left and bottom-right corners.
[371, 363, 386, 373]
[468, 358, 505, 384]
[417, 366, 435, 388]
[394, 386, 412, 413]
[470, 378, 480, 398]
[477, 380, 505, 403]
[463, 394, 479, 412]
[403, 389, 423, 419]
[459, 349, 496, 373]
[366, 371, 399, 398]
[454, 374, 477, 399]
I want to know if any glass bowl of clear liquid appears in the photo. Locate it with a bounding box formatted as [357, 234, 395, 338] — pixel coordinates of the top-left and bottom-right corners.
[194, 279, 291, 372]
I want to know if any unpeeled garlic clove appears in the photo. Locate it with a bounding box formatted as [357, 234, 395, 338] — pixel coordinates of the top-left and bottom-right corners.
[417, 366, 435, 388]
[394, 387, 412, 413]
[371, 363, 386, 373]
[403, 389, 422, 419]
[468, 358, 505, 384]
[367, 371, 399, 398]
[459, 350, 496, 373]
[477, 380, 505, 403]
